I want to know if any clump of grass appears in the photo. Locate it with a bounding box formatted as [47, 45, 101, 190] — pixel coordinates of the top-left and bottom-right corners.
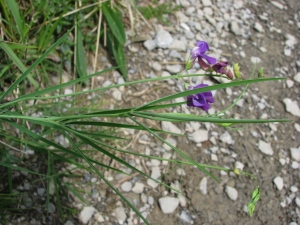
[137, 0, 181, 25]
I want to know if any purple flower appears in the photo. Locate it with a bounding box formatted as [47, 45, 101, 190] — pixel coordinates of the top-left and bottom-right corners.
[212, 61, 234, 79]
[186, 41, 217, 70]
[187, 84, 214, 111]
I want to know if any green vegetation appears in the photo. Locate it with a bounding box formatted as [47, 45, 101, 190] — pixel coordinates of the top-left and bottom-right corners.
[138, 0, 181, 25]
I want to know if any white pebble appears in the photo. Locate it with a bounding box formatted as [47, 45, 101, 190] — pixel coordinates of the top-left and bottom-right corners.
[294, 73, 300, 83]
[258, 140, 274, 155]
[121, 181, 132, 192]
[199, 177, 208, 195]
[132, 182, 144, 194]
[220, 131, 234, 145]
[283, 98, 300, 117]
[188, 129, 208, 143]
[225, 186, 238, 201]
[295, 123, 300, 132]
[290, 147, 300, 161]
[158, 197, 179, 214]
[273, 176, 284, 190]
[79, 206, 96, 224]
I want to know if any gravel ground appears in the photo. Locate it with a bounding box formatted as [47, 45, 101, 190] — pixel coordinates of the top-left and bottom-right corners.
[7, 0, 300, 224]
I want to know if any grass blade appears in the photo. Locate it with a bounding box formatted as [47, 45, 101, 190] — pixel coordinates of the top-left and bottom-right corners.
[5, 0, 24, 41]
[102, 3, 126, 45]
[0, 41, 39, 88]
[0, 25, 75, 102]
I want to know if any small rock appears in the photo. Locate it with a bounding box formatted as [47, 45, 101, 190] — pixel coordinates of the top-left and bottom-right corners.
[225, 186, 238, 201]
[176, 168, 186, 176]
[169, 39, 186, 51]
[150, 166, 161, 179]
[114, 206, 127, 224]
[144, 39, 156, 51]
[161, 121, 182, 134]
[251, 56, 261, 64]
[155, 30, 173, 49]
[258, 140, 274, 155]
[47, 202, 56, 214]
[295, 197, 300, 208]
[132, 182, 144, 194]
[283, 98, 300, 117]
[158, 197, 180, 214]
[294, 123, 300, 132]
[211, 154, 218, 161]
[94, 213, 105, 223]
[290, 146, 300, 162]
[79, 206, 96, 224]
[199, 177, 208, 195]
[166, 64, 182, 74]
[291, 161, 299, 169]
[37, 188, 45, 196]
[162, 138, 177, 151]
[234, 161, 244, 171]
[220, 131, 233, 145]
[201, 0, 212, 6]
[290, 186, 298, 193]
[188, 129, 208, 143]
[121, 181, 132, 192]
[294, 73, 300, 83]
[148, 196, 155, 205]
[179, 210, 192, 223]
[230, 21, 242, 35]
[64, 220, 75, 225]
[270, 1, 284, 9]
[254, 22, 264, 32]
[151, 62, 162, 72]
[286, 80, 294, 88]
[112, 89, 122, 101]
[273, 176, 284, 190]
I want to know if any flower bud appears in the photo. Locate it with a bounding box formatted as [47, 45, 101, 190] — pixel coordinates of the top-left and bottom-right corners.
[233, 168, 241, 175]
[185, 55, 195, 70]
[257, 67, 264, 78]
[233, 63, 244, 79]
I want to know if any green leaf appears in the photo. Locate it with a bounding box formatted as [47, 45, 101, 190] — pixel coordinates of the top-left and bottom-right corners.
[76, 27, 88, 81]
[5, 0, 24, 41]
[135, 77, 286, 111]
[132, 112, 290, 124]
[106, 30, 127, 79]
[0, 25, 75, 102]
[102, 3, 126, 45]
[0, 41, 39, 88]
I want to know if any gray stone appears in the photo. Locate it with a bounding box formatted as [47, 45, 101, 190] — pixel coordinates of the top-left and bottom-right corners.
[79, 206, 96, 224]
[188, 129, 208, 143]
[273, 176, 284, 190]
[47, 202, 56, 214]
[201, 0, 212, 6]
[294, 73, 300, 83]
[225, 186, 238, 201]
[161, 121, 182, 134]
[144, 39, 156, 51]
[151, 62, 162, 72]
[290, 147, 300, 161]
[270, 1, 284, 9]
[199, 177, 208, 195]
[230, 21, 242, 35]
[258, 140, 274, 155]
[220, 132, 234, 145]
[158, 197, 179, 214]
[132, 182, 144, 194]
[166, 64, 182, 74]
[121, 181, 132, 192]
[155, 30, 173, 49]
[283, 98, 300, 117]
[254, 22, 264, 32]
[114, 207, 127, 224]
[169, 39, 187, 51]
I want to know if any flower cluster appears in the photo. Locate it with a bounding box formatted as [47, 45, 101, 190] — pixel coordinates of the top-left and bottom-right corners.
[185, 40, 244, 111]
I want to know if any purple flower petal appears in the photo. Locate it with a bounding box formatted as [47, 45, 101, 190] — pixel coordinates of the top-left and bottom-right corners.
[201, 54, 217, 65]
[186, 83, 214, 111]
